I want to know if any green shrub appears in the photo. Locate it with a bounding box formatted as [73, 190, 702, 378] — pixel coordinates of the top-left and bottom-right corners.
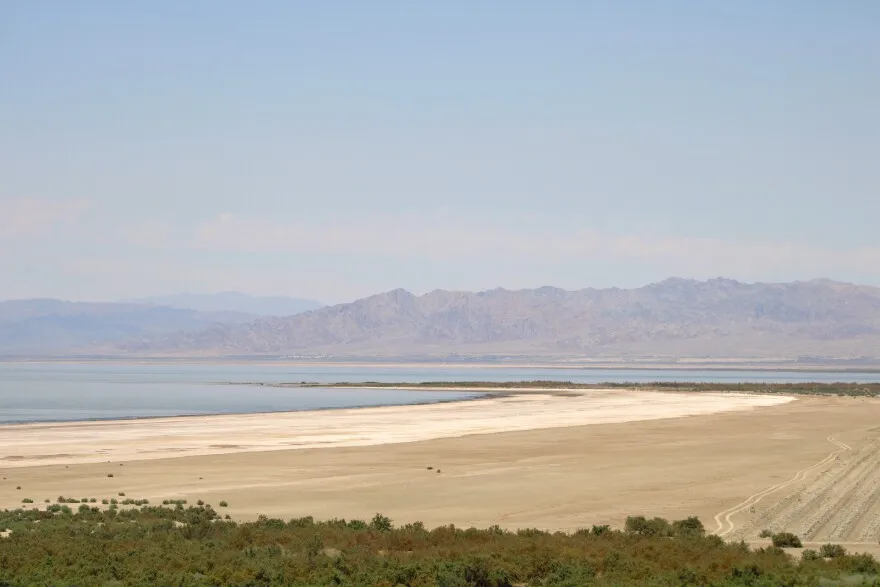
[288, 516, 314, 528]
[771, 532, 803, 548]
[842, 552, 879, 574]
[802, 549, 820, 561]
[672, 516, 705, 537]
[369, 513, 393, 532]
[819, 543, 847, 558]
[21, 499, 33, 504]
[218, 501, 228, 507]
[625, 515, 672, 537]
[759, 529, 773, 538]
[0, 507, 867, 585]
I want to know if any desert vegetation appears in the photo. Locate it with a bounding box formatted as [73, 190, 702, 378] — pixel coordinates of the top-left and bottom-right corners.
[0, 506, 876, 585]
[771, 532, 804, 548]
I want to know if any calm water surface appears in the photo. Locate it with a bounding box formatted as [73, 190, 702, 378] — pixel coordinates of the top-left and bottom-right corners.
[0, 362, 876, 424]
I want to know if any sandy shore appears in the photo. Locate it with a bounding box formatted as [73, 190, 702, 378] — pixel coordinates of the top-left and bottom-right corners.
[4, 390, 880, 554]
[0, 390, 789, 468]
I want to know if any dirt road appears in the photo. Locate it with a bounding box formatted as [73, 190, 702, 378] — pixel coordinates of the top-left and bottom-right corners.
[713, 434, 852, 537]
[724, 426, 880, 543]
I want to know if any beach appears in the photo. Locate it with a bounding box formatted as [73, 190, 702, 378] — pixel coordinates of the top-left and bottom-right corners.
[2, 389, 880, 552]
[0, 389, 788, 467]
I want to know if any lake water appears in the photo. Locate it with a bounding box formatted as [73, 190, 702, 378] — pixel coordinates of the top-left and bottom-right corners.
[0, 362, 876, 424]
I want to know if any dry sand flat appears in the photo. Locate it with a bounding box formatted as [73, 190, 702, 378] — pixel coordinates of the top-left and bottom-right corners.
[0, 390, 787, 467]
[725, 429, 880, 544]
[2, 390, 880, 552]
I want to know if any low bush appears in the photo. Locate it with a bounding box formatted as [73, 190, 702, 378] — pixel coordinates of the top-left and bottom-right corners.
[0, 508, 873, 585]
[370, 513, 393, 532]
[625, 515, 672, 537]
[802, 549, 820, 561]
[672, 516, 705, 537]
[842, 552, 879, 574]
[771, 532, 803, 548]
[819, 543, 847, 558]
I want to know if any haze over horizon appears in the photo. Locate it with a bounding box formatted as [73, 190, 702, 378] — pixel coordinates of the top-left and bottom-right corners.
[3, 2, 878, 304]
[0, 277, 870, 309]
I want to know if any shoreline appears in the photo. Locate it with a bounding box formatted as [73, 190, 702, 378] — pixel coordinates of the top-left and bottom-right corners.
[3, 358, 880, 372]
[3, 378, 874, 428]
[3, 394, 880, 567]
[0, 388, 490, 429]
[0, 389, 794, 468]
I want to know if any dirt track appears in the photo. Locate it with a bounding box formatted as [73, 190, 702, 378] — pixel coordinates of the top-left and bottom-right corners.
[725, 426, 880, 543]
[713, 434, 852, 537]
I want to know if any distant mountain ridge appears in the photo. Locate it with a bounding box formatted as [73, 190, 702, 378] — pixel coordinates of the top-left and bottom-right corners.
[122, 278, 880, 359]
[127, 292, 324, 316]
[0, 299, 254, 355]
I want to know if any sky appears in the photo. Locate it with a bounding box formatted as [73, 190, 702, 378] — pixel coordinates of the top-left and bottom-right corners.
[2, 1, 878, 305]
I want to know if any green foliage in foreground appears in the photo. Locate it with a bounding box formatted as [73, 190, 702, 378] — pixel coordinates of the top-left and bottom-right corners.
[0, 507, 877, 586]
[314, 380, 880, 397]
[773, 532, 804, 548]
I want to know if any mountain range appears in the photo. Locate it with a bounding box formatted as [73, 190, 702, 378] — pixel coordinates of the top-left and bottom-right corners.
[127, 292, 324, 316]
[117, 278, 880, 360]
[0, 292, 321, 356]
[0, 299, 255, 355]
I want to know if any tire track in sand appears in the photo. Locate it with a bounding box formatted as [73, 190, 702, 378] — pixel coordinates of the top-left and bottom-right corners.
[713, 435, 850, 537]
[747, 435, 880, 541]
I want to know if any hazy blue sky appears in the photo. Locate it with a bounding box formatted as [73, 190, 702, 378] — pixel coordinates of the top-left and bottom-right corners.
[2, 1, 878, 304]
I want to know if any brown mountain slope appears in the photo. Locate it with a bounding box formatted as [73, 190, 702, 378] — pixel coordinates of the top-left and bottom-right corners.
[120, 278, 880, 359]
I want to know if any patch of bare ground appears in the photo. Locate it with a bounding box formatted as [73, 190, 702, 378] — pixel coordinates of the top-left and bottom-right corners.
[726, 425, 880, 544]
